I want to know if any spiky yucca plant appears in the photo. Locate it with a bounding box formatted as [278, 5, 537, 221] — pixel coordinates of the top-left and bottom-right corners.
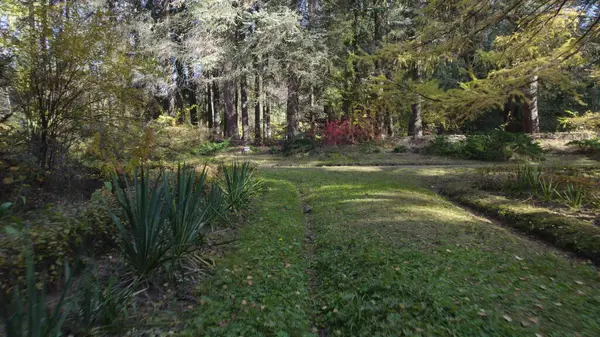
[0, 250, 72, 337]
[221, 161, 263, 212]
[163, 165, 210, 258]
[111, 167, 172, 277]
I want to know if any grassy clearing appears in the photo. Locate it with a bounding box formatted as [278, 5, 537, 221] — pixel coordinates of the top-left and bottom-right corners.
[185, 178, 312, 336]
[268, 167, 600, 336]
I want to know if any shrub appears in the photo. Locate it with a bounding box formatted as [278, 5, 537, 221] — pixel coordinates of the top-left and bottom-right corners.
[191, 140, 231, 156]
[359, 142, 381, 154]
[0, 201, 12, 218]
[282, 133, 318, 156]
[0, 199, 117, 291]
[221, 162, 263, 212]
[0, 250, 73, 337]
[393, 145, 408, 153]
[423, 136, 457, 156]
[567, 138, 600, 157]
[424, 131, 544, 161]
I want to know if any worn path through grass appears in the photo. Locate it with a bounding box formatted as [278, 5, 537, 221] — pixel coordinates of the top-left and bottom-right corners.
[190, 166, 600, 336]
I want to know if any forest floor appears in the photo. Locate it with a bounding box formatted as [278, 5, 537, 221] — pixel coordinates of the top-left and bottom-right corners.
[187, 165, 600, 336]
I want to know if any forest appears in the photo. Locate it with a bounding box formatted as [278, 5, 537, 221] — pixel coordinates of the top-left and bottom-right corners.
[1, 0, 600, 336]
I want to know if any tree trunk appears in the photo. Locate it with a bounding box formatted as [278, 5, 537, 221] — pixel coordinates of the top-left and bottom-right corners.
[206, 82, 213, 129]
[386, 110, 394, 137]
[325, 104, 334, 122]
[409, 63, 423, 138]
[523, 75, 539, 134]
[241, 74, 249, 142]
[212, 80, 221, 136]
[254, 72, 262, 142]
[286, 74, 300, 139]
[187, 86, 198, 125]
[224, 74, 238, 139]
[263, 100, 271, 140]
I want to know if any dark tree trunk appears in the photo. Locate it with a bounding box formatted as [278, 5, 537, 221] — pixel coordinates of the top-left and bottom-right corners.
[325, 104, 334, 122]
[186, 84, 198, 125]
[224, 79, 237, 138]
[224, 64, 238, 139]
[254, 72, 262, 142]
[212, 80, 221, 136]
[286, 74, 300, 139]
[206, 82, 213, 129]
[263, 100, 271, 140]
[241, 74, 249, 142]
[409, 63, 423, 138]
[386, 110, 394, 137]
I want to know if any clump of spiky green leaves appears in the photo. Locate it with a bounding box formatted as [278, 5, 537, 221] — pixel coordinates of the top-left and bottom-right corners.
[111, 167, 173, 278]
[0, 250, 72, 337]
[110, 163, 258, 279]
[110, 165, 217, 278]
[220, 161, 263, 212]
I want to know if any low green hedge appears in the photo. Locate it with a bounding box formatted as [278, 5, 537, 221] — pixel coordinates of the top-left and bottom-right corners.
[0, 192, 118, 291]
[441, 185, 600, 263]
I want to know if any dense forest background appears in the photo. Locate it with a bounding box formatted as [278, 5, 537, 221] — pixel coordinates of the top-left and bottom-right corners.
[1, 0, 599, 176]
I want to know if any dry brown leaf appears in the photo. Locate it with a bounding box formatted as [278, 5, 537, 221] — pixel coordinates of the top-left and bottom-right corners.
[503, 314, 512, 322]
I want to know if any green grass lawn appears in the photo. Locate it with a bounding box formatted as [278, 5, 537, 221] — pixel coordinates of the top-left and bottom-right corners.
[190, 166, 600, 336]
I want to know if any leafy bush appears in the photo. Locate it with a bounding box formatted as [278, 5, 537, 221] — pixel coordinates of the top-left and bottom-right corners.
[282, 133, 318, 156]
[393, 145, 408, 153]
[191, 140, 231, 156]
[423, 136, 458, 156]
[460, 134, 513, 161]
[424, 131, 544, 161]
[567, 138, 600, 157]
[0, 199, 117, 291]
[359, 142, 382, 154]
[0, 250, 73, 337]
[221, 162, 263, 212]
[323, 118, 377, 145]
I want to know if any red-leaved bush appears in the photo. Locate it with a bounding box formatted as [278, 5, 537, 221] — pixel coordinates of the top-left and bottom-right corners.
[323, 115, 379, 145]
